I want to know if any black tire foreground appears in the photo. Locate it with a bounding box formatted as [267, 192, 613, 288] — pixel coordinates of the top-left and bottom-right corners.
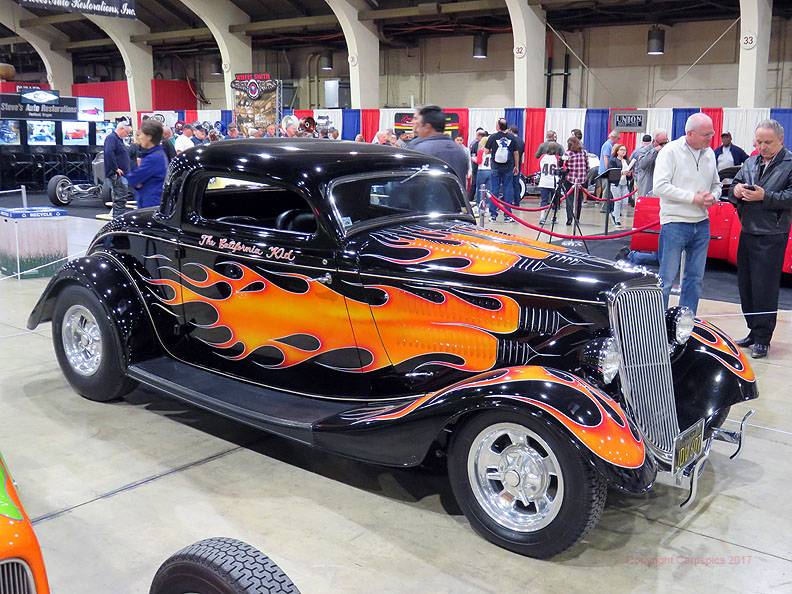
[52, 285, 138, 402]
[448, 410, 607, 559]
[149, 537, 300, 594]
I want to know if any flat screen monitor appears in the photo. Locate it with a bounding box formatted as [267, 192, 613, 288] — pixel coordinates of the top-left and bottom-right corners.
[0, 120, 21, 145]
[96, 121, 114, 145]
[77, 96, 105, 122]
[62, 121, 90, 146]
[27, 120, 56, 146]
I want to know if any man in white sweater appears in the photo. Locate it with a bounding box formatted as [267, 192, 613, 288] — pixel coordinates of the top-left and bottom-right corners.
[653, 113, 721, 312]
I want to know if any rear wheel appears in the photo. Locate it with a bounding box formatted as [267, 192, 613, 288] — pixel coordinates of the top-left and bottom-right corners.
[52, 285, 137, 402]
[149, 538, 299, 594]
[448, 410, 606, 558]
[47, 175, 73, 206]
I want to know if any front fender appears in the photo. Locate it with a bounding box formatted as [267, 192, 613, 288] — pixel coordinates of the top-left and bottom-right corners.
[315, 366, 656, 493]
[673, 320, 758, 433]
[27, 255, 158, 365]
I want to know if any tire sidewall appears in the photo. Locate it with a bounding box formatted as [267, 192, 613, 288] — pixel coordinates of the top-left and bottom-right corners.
[52, 284, 130, 402]
[47, 175, 72, 205]
[448, 409, 600, 557]
[150, 562, 244, 594]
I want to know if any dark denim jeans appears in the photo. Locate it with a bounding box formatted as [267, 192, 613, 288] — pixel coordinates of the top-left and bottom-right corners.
[658, 219, 710, 313]
[489, 168, 514, 217]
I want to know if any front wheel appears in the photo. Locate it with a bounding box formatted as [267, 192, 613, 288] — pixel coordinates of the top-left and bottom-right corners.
[52, 285, 137, 402]
[448, 411, 606, 558]
[47, 175, 73, 206]
[149, 538, 300, 594]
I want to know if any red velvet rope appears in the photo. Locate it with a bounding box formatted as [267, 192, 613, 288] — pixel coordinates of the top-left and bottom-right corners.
[580, 186, 639, 202]
[489, 197, 661, 240]
[482, 187, 572, 212]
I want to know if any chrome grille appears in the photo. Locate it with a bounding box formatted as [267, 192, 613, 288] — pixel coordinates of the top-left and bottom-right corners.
[609, 286, 679, 458]
[0, 560, 35, 594]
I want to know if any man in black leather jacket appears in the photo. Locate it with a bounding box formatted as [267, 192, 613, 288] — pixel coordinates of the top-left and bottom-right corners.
[730, 119, 792, 358]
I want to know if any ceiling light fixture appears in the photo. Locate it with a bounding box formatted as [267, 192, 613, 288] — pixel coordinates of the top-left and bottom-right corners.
[473, 32, 488, 59]
[319, 50, 333, 71]
[647, 25, 665, 55]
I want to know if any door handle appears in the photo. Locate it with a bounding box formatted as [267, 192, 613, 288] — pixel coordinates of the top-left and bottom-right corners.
[316, 273, 333, 285]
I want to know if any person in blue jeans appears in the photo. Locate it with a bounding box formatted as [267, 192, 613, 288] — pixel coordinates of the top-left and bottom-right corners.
[484, 118, 519, 222]
[652, 113, 721, 312]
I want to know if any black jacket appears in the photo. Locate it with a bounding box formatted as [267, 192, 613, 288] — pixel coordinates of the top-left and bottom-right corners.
[730, 147, 792, 235]
[103, 131, 131, 177]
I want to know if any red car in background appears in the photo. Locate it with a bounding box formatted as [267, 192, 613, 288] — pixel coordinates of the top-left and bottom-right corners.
[630, 167, 792, 275]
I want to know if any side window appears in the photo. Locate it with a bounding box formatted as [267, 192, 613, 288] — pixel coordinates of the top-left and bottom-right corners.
[197, 175, 317, 234]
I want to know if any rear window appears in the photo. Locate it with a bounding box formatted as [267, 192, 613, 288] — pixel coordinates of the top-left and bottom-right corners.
[330, 170, 468, 230]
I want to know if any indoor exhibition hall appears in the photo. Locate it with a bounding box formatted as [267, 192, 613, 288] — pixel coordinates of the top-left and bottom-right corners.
[0, 0, 791, 592]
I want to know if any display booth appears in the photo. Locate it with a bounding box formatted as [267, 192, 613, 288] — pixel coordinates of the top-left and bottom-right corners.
[0, 90, 108, 191]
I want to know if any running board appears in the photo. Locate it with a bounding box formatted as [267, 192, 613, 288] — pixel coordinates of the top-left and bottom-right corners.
[127, 356, 353, 445]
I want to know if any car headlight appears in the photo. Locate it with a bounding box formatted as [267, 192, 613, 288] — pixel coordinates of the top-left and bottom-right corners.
[581, 337, 620, 384]
[666, 306, 694, 345]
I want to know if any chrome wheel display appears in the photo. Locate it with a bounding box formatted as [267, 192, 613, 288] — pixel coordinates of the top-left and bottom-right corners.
[55, 178, 72, 204]
[61, 305, 102, 376]
[467, 422, 564, 532]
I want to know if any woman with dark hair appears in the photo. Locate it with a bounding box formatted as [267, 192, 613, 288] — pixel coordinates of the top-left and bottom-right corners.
[564, 135, 589, 225]
[124, 119, 168, 209]
[607, 143, 633, 227]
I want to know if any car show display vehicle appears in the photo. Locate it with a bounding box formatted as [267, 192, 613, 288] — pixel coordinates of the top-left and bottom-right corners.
[29, 140, 758, 558]
[46, 153, 110, 207]
[0, 454, 50, 594]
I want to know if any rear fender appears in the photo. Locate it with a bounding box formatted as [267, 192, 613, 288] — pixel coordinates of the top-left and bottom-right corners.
[26, 254, 159, 365]
[314, 366, 656, 493]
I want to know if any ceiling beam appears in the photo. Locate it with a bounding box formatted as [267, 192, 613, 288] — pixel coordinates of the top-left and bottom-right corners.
[359, 0, 504, 20]
[130, 26, 213, 43]
[51, 37, 117, 50]
[0, 35, 26, 46]
[19, 13, 86, 27]
[230, 15, 338, 34]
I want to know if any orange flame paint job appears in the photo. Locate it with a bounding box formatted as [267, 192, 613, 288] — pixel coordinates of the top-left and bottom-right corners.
[370, 226, 567, 276]
[692, 320, 756, 383]
[147, 262, 520, 373]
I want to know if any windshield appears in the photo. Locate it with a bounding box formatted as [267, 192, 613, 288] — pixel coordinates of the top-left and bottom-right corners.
[330, 170, 470, 231]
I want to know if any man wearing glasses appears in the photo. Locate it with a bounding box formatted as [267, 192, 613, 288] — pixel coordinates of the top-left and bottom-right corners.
[635, 129, 669, 197]
[653, 113, 721, 313]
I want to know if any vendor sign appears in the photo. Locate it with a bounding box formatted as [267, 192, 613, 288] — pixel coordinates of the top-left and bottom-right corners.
[231, 74, 280, 138]
[0, 92, 78, 120]
[18, 0, 137, 19]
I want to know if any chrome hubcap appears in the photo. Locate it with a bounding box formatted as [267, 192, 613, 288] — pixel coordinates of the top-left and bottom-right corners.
[61, 305, 102, 376]
[468, 422, 564, 532]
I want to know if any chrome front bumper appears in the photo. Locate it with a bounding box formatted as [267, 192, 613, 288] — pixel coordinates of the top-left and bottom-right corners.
[655, 409, 755, 508]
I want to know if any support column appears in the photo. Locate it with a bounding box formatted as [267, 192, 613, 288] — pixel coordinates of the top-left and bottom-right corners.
[85, 15, 153, 113]
[0, 0, 73, 92]
[505, 0, 546, 107]
[738, 0, 773, 108]
[177, 0, 252, 110]
[325, 0, 380, 109]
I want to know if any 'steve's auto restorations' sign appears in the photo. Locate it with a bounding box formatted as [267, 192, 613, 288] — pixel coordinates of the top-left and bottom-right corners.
[610, 110, 648, 133]
[0, 93, 78, 120]
[18, 0, 137, 19]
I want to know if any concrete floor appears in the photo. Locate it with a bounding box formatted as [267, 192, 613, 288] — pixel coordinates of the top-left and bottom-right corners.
[1, 210, 791, 593]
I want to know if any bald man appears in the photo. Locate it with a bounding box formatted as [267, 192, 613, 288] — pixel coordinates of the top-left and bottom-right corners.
[653, 112, 722, 313]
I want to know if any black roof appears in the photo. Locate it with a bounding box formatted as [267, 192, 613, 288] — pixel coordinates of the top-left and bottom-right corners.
[171, 138, 455, 191]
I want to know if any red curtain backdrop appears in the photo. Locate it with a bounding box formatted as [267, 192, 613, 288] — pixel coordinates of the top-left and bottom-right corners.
[361, 109, 380, 142]
[0, 82, 50, 92]
[609, 108, 636, 158]
[523, 108, 547, 174]
[151, 79, 196, 110]
[184, 110, 199, 123]
[72, 81, 129, 112]
[701, 107, 724, 149]
[444, 108, 469, 143]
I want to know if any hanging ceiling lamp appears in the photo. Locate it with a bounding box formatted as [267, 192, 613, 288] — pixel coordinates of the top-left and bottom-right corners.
[473, 32, 488, 59]
[647, 25, 665, 55]
[319, 50, 334, 71]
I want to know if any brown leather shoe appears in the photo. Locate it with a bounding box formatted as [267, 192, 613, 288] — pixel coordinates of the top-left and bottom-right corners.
[735, 335, 754, 348]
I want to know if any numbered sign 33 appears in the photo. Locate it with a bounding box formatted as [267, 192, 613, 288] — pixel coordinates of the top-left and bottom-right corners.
[741, 32, 757, 50]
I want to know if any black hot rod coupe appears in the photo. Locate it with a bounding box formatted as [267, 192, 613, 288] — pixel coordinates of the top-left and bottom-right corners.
[28, 140, 757, 558]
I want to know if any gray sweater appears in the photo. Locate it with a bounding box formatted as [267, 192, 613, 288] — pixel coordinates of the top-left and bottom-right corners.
[409, 134, 470, 186]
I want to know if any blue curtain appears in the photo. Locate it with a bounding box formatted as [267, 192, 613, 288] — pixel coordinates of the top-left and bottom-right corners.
[176, 110, 185, 122]
[342, 109, 361, 140]
[770, 109, 792, 141]
[672, 108, 700, 140]
[504, 108, 524, 140]
[583, 109, 609, 155]
[219, 110, 234, 134]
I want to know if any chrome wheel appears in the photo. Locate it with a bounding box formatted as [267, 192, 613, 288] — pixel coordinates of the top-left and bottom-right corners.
[467, 422, 564, 532]
[55, 178, 72, 204]
[61, 304, 102, 377]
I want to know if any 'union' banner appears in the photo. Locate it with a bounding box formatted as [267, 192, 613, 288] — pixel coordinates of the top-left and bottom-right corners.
[18, 0, 137, 19]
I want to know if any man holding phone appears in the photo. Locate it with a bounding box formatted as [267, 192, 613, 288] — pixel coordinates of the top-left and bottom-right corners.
[730, 119, 792, 358]
[653, 113, 721, 313]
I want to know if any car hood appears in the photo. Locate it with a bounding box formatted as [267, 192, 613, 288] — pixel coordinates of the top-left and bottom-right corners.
[355, 221, 657, 303]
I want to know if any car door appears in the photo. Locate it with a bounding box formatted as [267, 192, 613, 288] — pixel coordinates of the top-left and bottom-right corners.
[176, 172, 369, 398]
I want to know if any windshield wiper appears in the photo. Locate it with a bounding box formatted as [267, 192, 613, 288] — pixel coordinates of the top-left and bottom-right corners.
[399, 164, 429, 185]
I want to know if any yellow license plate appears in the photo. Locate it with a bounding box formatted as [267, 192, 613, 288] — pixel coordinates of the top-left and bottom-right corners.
[673, 418, 705, 476]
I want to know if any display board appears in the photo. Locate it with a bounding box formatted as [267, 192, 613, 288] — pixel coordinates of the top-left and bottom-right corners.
[96, 122, 114, 145]
[27, 120, 56, 145]
[77, 97, 105, 122]
[231, 74, 280, 138]
[63, 121, 90, 146]
[0, 120, 20, 145]
[19, 0, 137, 19]
[1, 92, 102, 122]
